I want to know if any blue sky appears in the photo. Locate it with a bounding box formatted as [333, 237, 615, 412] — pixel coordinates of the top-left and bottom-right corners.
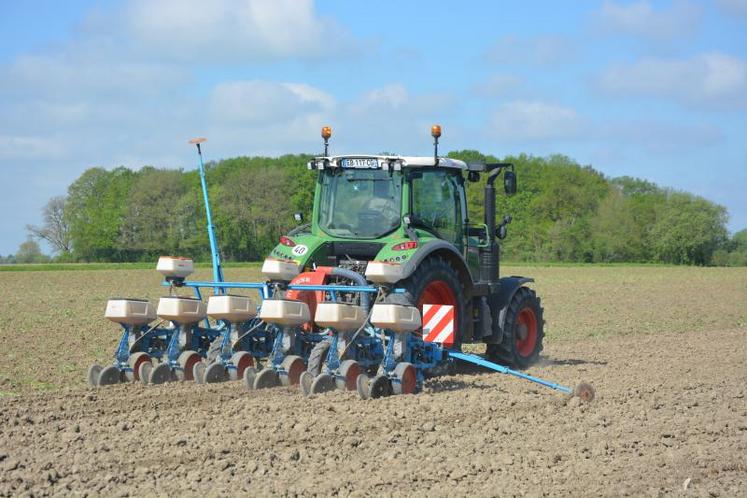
[1, 0, 746, 255]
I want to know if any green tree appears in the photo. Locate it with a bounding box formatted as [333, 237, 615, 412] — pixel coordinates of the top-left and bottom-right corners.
[650, 192, 728, 265]
[15, 238, 50, 263]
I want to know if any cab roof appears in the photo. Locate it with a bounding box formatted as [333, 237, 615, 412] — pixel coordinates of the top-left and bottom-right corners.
[308, 155, 468, 171]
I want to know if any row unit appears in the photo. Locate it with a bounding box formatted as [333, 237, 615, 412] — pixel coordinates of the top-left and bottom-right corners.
[105, 297, 421, 333]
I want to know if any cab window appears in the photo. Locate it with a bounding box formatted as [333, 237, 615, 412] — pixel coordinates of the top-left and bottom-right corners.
[410, 169, 462, 246]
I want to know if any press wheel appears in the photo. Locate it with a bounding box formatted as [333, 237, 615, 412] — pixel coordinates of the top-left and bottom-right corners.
[204, 362, 228, 384]
[97, 365, 122, 386]
[310, 373, 336, 395]
[126, 353, 152, 382]
[356, 374, 370, 400]
[229, 352, 254, 381]
[253, 368, 280, 389]
[299, 371, 314, 397]
[87, 364, 103, 387]
[336, 360, 363, 391]
[149, 362, 174, 385]
[176, 351, 201, 381]
[392, 362, 417, 395]
[369, 374, 393, 399]
[193, 362, 206, 384]
[139, 361, 153, 385]
[280, 355, 304, 386]
[243, 367, 258, 390]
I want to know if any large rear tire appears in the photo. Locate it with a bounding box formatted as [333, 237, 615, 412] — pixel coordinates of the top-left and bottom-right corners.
[397, 256, 466, 348]
[486, 287, 544, 369]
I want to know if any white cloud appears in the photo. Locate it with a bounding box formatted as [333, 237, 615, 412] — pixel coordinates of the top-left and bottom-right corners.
[210, 81, 335, 125]
[489, 101, 582, 141]
[597, 53, 747, 108]
[594, 0, 701, 40]
[484, 35, 576, 65]
[123, 0, 356, 61]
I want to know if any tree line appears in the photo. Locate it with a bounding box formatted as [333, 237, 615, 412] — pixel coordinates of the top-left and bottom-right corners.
[4, 151, 745, 266]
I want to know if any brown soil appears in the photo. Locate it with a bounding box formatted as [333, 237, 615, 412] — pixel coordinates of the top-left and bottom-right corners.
[1, 327, 745, 497]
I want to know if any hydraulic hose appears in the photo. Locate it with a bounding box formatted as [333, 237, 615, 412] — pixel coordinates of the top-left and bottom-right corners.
[329, 266, 371, 312]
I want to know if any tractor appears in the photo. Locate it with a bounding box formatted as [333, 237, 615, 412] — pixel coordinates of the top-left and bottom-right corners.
[268, 124, 542, 375]
[87, 125, 593, 403]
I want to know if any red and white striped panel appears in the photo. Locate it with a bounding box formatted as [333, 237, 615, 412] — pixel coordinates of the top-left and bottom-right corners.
[422, 304, 455, 346]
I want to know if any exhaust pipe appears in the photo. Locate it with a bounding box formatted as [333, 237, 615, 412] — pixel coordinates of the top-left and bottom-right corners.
[479, 168, 501, 284]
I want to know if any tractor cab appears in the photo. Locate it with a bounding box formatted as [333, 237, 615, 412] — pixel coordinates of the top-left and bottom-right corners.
[262, 125, 540, 368]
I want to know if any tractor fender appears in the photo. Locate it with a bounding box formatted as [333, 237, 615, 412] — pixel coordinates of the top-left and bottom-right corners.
[399, 240, 474, 294]
[486, 276, 535, 343]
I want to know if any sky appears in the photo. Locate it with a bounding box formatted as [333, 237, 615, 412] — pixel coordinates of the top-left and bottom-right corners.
[1, 0, 746, 255]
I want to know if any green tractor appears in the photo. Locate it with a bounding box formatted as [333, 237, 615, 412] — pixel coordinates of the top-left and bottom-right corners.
[263, 125, 543, 369]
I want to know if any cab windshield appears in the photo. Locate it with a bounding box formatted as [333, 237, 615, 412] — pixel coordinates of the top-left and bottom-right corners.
[318, 168, 402, 239]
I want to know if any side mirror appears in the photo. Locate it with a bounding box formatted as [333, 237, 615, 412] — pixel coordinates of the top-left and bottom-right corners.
[293, 212, 304, 223]
[504, 171, 517, 195]
[467, 171, 480, 182]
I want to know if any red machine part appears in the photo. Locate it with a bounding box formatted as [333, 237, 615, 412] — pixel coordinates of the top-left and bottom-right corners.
[285, 266, 334, 331]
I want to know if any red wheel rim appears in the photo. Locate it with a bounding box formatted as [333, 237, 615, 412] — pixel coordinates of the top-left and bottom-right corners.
[418, 280, 457, 309]
[233, 353, 254, 379]
[398, 364, 417, 394]
[515, 307, 538, 358]
[131, 354, 151, 382]
[180, 352, 201, 381]
[285, 357, 305, 385]
[343, 362, 362, 391]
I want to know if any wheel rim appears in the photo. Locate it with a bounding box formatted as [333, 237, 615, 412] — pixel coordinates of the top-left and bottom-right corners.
[418, 280, 457, 310]
[178, 351, 201, 382]
[281, 356, 305, 386]
[394, 363, 417, 395]
[515, 306, 538, 358]
[231, 352, 255, 380]
[339, 360, 362, 391]
[129, 353, 151, 382]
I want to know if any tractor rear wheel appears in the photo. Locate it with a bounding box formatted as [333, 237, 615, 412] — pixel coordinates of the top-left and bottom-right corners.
[486, 287, 544, 369]
[397, 256, 466, 348]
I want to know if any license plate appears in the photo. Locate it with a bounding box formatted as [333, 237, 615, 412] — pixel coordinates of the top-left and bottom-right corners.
[341, 158, 379, 169]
